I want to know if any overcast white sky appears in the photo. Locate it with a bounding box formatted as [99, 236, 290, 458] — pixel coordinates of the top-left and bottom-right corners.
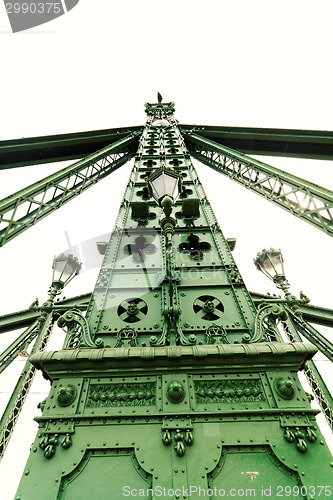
[0, 1, 333, 498]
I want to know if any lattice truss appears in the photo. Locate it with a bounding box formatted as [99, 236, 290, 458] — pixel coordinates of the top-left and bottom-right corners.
[0, 110, 333, 458]
[183, 132, 333, 236]
[0, 134, 139, 246]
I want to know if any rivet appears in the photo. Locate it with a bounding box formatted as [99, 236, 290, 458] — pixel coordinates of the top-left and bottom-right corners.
[205, 466, 208, 470]
[24, 469, 30, 476]
[174, 468, 178, 473]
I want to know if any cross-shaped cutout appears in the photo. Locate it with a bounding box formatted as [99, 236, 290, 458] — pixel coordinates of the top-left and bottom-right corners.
[136, 187, 150, 199]
[124, 236, 156, 262]
[180, 187, 193, 198]
[179, 234, 211, 261]
[143, 160, 157, 167]
[169, 159, 183, 167]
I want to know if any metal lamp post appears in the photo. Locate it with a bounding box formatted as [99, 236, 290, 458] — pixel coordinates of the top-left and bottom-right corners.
[147, 166, 182, 248]
[147, 167, 182, 344]
[253, 247, 309, 315]
[0, 253, 81, 460]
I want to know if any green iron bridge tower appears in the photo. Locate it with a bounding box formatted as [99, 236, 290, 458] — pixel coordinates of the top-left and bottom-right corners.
[0, 100, 332, 498]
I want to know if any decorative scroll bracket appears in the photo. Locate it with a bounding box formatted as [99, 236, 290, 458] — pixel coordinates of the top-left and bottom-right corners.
[252, 303, 287, 343]
[58, 310, 103, 349]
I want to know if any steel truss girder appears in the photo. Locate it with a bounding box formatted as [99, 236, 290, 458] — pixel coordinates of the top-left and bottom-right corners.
[0, 313, 54, 460]
[281, 316, 333, 431]
[0, 320, 39, 374]
[251, 292, 333, 328]
[180, 125, 333, 160]
[183, 132, 333, 237]
[1, 124, 333, 170]
[0, 126, 143, 170]
[0, 294, 91, 334]
[0, 133, 140, 247]
[286, 307, 333, 362]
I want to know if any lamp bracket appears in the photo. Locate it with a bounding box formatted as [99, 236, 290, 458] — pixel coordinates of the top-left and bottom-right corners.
[58, 309, 104, 349]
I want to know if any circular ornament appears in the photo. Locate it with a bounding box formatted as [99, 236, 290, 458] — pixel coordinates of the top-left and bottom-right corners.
[166, 381, 185, 403]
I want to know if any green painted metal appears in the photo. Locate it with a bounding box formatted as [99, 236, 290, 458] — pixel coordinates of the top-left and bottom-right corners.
[0, 125, 143, 170]
[183, 131, 333, 237]
[1, 124, 333, 171]
[2, 291, 332, 336]
[15, 102, 333, 499]
[0, 133, 139, 247]
[181, 125, 333, 160]
[285, 306, 333, 362]
[280, 315, 333, 431]
[0, 312, 54, 460]
[251, 291, 333, 328]
[0, 319, 39, 374]
[0, 294, 90, 334]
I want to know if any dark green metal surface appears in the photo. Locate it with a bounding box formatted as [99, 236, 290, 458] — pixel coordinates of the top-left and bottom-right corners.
[181, 125, 333, 160]
[0, 126, 143, 170]
[13, 102, 332, 500]
[1, 124, 333, 171]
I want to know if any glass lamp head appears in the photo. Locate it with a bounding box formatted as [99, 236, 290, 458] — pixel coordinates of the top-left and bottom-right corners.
[147, 167, 182, 207]
[254, 248, 285, 283]
[52, 253, 82, 288]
